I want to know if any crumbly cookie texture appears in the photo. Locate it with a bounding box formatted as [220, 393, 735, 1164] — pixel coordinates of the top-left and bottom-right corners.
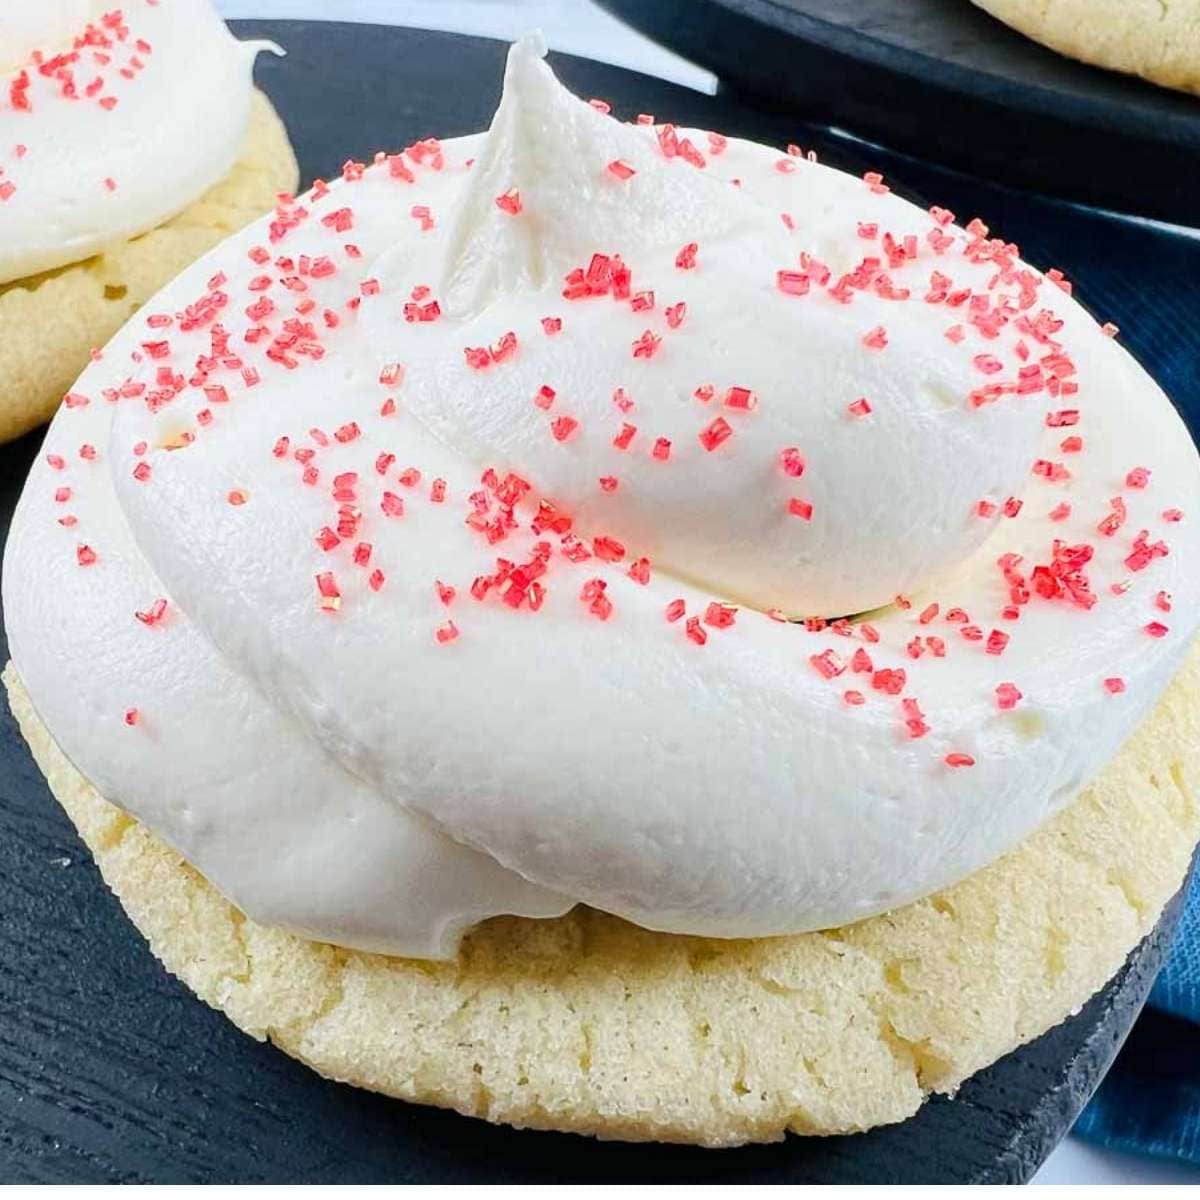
[5, 646, 1198, 1148]
[0, 90, 298, 445]
[972, 0, 1200, 95]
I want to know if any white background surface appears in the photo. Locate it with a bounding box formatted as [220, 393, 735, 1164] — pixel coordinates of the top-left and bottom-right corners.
[214, 0, 1199, 1185]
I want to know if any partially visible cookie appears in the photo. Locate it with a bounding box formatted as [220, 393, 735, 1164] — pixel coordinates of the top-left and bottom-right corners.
[0, 90, 299, 445]
[6, 642, 1199, 1148]
[972, 0, 1200, 95]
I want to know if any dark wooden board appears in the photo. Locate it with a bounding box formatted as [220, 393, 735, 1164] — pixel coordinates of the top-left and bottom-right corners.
[598, 0, 1200, 225]
[1, 20, 1198, 1183]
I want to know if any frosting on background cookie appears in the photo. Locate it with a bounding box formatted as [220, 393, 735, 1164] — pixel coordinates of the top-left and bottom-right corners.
[0, 0, 272, 283]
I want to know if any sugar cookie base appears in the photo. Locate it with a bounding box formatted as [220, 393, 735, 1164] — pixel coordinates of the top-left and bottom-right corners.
[0, 90, 299, 445]
[5, 647, 1199, 1148]
[972, 0, 1200, 95]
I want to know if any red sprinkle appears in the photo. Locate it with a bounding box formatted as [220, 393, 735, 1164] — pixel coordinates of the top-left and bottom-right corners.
[1104, 677, 1125, 694]
[945, 753, 975, 769]
[675, 242, 698, 270]
[810, 649, 846, 679]
[628, 557, 651, 585]
[723, 386, 757, 411]
[494, 187, 522, 215]
[315, 571, 341, 611]
[873, 668, 906, 695]
[550, 415, 579, 442]
[787, 497, 814, 521]
[777, 270, 810, 297]
[665, 598, 686, 622]
[580, 578, 613, 621]
[135, 598, 168, 627]
[705, 602, 737, 629]
[632, 330, 661, 359]
[780, 447, 805, 477]
[847, 397, 872, 418]
[607, 159, 636, 180]
[593, 536, 626, 562]
[1047, 409, 1079, 427]
[698, 416, 733, 452]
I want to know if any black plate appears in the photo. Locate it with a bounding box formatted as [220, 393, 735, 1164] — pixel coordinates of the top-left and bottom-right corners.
[1, 21, 1197, 1184]
[598, 0, 1200, 225]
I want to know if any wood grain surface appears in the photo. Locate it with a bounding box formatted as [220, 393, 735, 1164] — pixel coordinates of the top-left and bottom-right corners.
[1, 22, 1198, 1182]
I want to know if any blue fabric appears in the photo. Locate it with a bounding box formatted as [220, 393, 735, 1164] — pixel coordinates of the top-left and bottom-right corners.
[1074, 871, 1200, 1165]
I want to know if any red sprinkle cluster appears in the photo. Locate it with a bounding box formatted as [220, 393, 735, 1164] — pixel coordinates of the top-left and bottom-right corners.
[4, 9, 159, 202]
[39, 102, 1185, 770]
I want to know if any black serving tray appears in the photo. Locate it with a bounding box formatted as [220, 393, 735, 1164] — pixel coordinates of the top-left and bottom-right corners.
[1, 20, 1197, 1183]
[598, 0, 1200, 225]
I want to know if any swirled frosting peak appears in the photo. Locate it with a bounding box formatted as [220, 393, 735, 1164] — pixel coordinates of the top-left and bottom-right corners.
[5, 37, 1200, 957]
[382, 37, 1044, 618]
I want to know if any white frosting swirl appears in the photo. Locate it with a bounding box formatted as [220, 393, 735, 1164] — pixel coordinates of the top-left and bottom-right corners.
[6, 39, 1199, 957]
[0, 0, 267, 285]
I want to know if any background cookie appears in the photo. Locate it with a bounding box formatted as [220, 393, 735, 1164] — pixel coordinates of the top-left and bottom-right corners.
[971, 0, 1200, 95]
[0, 90, 298, 445]
[5, 645, 1199, 1148]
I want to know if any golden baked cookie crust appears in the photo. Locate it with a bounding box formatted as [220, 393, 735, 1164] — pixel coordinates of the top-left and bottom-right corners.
[972, 0, 1200, 95]
[4, 646, 1198, 1148]
[0, 89, 299, 445]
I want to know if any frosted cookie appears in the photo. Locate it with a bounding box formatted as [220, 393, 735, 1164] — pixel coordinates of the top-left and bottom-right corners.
[972, 0, 1200, 95]
[0, 1, 298, 443]
[5, 37, 1199, 1145]
[6, 652, 1198, 1146]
